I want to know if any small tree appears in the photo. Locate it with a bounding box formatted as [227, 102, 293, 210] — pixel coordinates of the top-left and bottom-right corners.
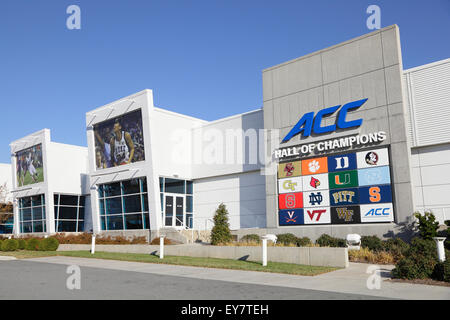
[414, 211, 439, 240]
[210, 203, 232, 245]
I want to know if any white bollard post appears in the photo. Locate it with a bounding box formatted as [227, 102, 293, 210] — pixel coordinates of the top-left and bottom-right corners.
[91, 234, 96, 254]
[261, 236, 268, 267]
[433, 237, 446, 262]
[160, 235, 165, 259]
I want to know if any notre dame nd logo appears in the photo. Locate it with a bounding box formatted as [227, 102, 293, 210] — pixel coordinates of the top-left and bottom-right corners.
[309, 192, 323, 206]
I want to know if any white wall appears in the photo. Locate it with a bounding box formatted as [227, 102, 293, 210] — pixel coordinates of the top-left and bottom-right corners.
[0, 164, 12, 203]
[193, 170, 266, 230]
[411, 143, 450, 224]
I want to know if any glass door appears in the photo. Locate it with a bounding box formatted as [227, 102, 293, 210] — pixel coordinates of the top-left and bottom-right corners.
[164, 194, 185, 227]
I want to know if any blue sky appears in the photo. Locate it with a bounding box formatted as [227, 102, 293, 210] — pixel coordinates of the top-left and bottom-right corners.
[0, 0, 449, 163]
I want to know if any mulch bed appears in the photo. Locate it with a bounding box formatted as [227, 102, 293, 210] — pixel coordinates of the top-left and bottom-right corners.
[387, 278, 450, 287]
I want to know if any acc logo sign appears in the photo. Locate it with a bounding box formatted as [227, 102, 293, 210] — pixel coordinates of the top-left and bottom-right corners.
[360, 203, 394, 223]
[282, 98, 367, 142]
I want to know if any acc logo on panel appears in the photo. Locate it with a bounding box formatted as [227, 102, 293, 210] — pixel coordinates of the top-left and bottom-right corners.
[278, 193, 303, 210]
[304, 207, 331, 224]
[278, 177, 303, 194]
[279, 209, 304, 226]
[360, 203, 394, 223]
[327, 153, 357, 172]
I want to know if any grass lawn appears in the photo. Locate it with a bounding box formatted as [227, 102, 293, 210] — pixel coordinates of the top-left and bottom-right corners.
[0, 250, 339, 276]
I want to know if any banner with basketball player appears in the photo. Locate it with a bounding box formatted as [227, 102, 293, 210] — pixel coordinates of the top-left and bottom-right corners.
[16, 144, 44, 187]
[93, 109, 146, 169]
[277, 147, 394, 226]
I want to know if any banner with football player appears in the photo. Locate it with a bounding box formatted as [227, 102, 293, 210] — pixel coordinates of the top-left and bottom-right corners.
[16, 144, 44, 187]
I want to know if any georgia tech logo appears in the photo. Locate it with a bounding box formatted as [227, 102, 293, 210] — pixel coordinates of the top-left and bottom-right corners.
[310, 177, 320, 189]
[283, 180, 297, 191]
[336, 208, 354, 222]
[307, 209, 326, 222]
[335, 173, 351, 185]
[365, 152, 379, 165]
[332, 190, 356, 203]
[284, 163, 295, 176]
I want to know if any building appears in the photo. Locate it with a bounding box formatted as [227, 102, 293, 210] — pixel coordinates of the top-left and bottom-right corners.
[7, 25, 450, 241]
[0, 163, 13, 234]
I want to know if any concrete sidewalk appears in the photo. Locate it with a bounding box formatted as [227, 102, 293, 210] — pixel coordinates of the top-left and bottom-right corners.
[25, 256, 450, 300]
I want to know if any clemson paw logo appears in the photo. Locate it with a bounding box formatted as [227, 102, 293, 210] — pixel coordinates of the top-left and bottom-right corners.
[308, 160, 320, 173]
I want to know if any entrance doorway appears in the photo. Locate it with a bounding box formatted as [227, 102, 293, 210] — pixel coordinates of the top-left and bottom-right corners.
[164, 193, 185, 228]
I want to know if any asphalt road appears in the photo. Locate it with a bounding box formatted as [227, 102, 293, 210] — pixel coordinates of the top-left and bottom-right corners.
[0, 259, 386, 300]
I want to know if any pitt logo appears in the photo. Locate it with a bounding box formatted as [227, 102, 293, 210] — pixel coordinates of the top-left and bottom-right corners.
[286, 211, 298, 223]
[332, 191, 356, 203]
[335, 173, 351, 185]
[283, 180, 297, 191]
[335, 157, 349, 169]
[310, 177, 320, 189]
[307, 209, 326, 222]
[284, 163, 295, 176]
[309, 192, 323, 205]
[336, 208, 354, 222]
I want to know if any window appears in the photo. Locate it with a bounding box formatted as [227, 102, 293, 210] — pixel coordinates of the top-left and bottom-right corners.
[0, 212, 14, 234]
[98, 177, 149, 231]
[54, 194, 86, 232]
[19, 194, 46, 233]
[159, 177, 194, 228]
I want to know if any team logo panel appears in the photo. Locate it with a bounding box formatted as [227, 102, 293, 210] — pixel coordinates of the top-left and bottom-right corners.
[303, 190, 330, 208]
[330, 206, 361, 224]
[357, 148, 390, 169]
[278, 176, 303, 194]
[278, 192, 303, 210]
[278, 161, 301, 178]
[303, 207, 331, 224]
[327, 153, 357, 172]
[328, 170, 358, 189]
[359, 185, 392, 204]
[329, 188, 360, 206]
[302, 173, 329, 191]
[279, 209, 304, 226]
[358, 166, 391, 186]
[301, 157, 328, 175]
[360, 203, 394, 223]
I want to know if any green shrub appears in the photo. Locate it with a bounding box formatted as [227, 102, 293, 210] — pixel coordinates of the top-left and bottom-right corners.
[382, 238, 409, 261]
[414, 211, 439, 240]
[276, 233, 298, 246]
[392, 238, 438, 280]
[38, 237, 59, 251]
[210, 204, 232, 245]
[240, 234, 261, 243]
[361, 235, 383, 252]
[1, 239, 19, 252]
[17, 239, 26, 250]
[25, 238, 40, 251]
[432, 259, 450, 282]
[296, 237, 312, 247]
[0, 239, 3, 251]
[316, 234, 346, 247]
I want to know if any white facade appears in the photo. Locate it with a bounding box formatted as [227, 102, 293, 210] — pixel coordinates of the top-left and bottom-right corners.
[0, 163, 13, 203]
[404, 58, 450, 223]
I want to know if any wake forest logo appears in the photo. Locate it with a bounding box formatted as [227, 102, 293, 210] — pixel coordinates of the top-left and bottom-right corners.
[365, 151, 379, 165]
[336, 208, 354, 222]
